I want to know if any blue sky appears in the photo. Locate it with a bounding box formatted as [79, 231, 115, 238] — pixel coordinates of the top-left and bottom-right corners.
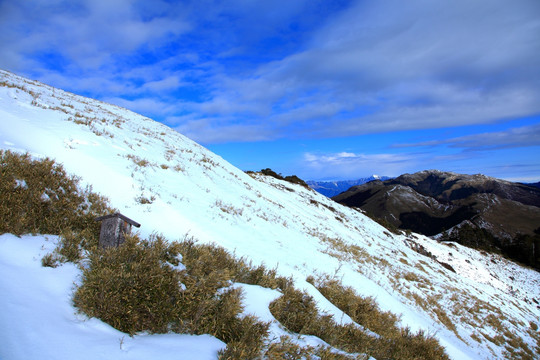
[1, 0, 540, 182]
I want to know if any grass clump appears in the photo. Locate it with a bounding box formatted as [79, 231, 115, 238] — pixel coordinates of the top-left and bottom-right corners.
[0, 150, 112, 267]
[74, 234, 270, 358]
[265, 336, 315, 359]
[217, 315, 270, 359]
[314, 276, 448, 360]
[42, 227, 102, 267]
[308, 276, 399, 338]
[41, 252, 61, 268]
[269, 287, 319, 334]
[177, 238, 292, 291]
[265, 336, 360, 359]
[125, 154, 151, 168]
[0, 150, 110, 236]
[269, 275, 449, 360]
[269, 287, 373, 355]
[73, 234, 184, 335]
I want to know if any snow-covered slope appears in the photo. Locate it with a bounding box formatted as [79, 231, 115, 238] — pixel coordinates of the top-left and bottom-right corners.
[1, 70, 539, 359]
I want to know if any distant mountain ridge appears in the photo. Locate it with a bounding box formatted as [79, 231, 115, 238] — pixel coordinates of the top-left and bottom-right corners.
[334, 170, 540, 269]
[307, 175, 391, 197]
[526, 182, 540, 189]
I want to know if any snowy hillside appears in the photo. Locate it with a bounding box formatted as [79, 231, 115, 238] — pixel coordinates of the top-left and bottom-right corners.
[1, 69, 539, 360]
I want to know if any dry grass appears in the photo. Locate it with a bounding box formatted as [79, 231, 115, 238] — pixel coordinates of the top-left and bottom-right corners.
[173, 164, 185, 172]
[402, 271, 421, 282]
[399, 257, 409, 265]
[74, 234, 271, 357]
[446, 292, 538, 357]
[176, 238, 292, 291]
[316, 233, 370, 263]
[164, 149, 176, 161]
[135, 194, 156, 204]
[309, 276, 399, 337]
[73, 234, 185, 335]
[271, 277, 449, 360]
[215, 200, 244, 216]
[0, 150, 111, 236]
[125, 154, 152, 168]
[265, 336, 361, 360]
[387, 257, 536, 357]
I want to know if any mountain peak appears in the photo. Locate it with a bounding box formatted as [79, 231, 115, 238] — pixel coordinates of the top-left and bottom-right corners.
[335, 168, 540, 266]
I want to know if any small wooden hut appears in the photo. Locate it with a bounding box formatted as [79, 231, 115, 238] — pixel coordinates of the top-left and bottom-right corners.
[95, 212, 141, 248]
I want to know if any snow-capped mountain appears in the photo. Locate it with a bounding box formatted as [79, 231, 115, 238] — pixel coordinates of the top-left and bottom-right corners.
[1, 70, 539, 360]
[307, 176, 391, 197]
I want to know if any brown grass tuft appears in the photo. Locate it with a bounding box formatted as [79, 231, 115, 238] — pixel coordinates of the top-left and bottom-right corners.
[0, 150, 111, 236]
[73, 234, 185, 335]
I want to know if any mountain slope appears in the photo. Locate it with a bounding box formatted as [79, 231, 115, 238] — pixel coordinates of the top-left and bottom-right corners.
[334, 170, 540, 237]
[527, 182, 540, 189]
[333, 170, 540, 269]
[307, 176, 391, 197]
[1, 70, 539, 360]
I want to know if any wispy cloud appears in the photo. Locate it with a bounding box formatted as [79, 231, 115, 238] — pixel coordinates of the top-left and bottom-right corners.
[0, 0, 190, 70]
[2, 0, 539, 144]
[178, 0, 540, 142]
[303, 151, 416, 179]
[103, 97, 185, 118]
[394, 123, 540, 151]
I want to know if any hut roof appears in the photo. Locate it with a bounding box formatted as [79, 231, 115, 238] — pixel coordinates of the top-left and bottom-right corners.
[95, 212, 141, 228]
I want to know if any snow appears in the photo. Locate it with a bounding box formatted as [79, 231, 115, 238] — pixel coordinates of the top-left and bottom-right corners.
[1, 69, 539, 359]
[14, 179, 27, 189]
[234, 283, 282, 323]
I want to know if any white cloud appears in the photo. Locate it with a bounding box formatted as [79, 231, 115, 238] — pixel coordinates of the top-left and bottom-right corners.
[184, 0, 540, 141]
[0, 0, 190, 70]
[1, 0, 539, 144]
[142, 76, 184, 92]
[104, 97, 181, 117]
[173, 118, 274, 144]
[303, 151, 415, 179]
[394, 123, 540, 150]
